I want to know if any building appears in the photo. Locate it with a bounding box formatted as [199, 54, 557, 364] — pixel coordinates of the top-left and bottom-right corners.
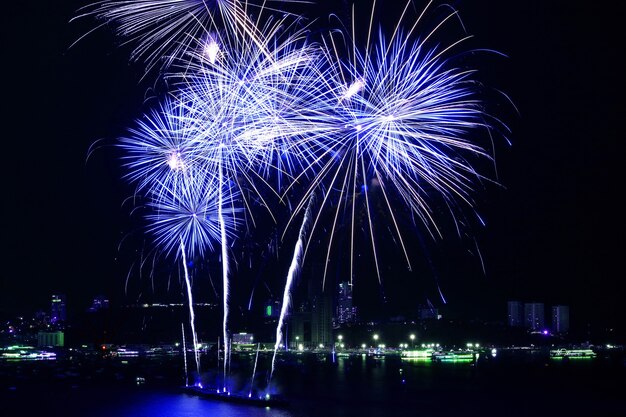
[286, 262, 332, 349]
[288, 311, 311, 349]
[50, 294, 66, 323]
[418, 299, 441, 321]
[551, 305, 570, 333]
[87, 295, 110, 313]
[232, 333, 255, 350]
[336, 281, 357, 325]
[232, 332, 254, 344]
[524, 302, 545, 330]
[37, 331, 64, 347]
[311, 291, 333, 348]
[264, 299, 281, 319]
[418, 307, 440, 320]
[507, 301, 524, 327]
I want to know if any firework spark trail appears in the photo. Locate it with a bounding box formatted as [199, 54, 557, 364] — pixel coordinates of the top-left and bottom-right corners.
[269, 192, 315, 383]
[181, 322, 189, 387]
[168, 20, 338, 391]
[72, 0, 295, 75]
[120, 93, 241, 392]
[180, 238, 201, 380]
[77, 0, 508, 393]
[248, 342, 260, 397]
[218, 154, 230, 392]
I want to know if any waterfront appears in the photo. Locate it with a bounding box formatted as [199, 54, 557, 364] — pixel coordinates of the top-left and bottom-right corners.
[2, 349, 625, 417]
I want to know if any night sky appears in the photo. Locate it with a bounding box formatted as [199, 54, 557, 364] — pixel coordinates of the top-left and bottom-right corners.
[2, 1, 624, 330]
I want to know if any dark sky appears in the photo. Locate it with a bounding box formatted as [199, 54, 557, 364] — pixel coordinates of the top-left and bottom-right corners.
[1, 1, 624, 329]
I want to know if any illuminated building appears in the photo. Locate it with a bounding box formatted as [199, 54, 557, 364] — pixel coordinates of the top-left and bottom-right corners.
[551, 305, 570, 333]
[312, 291, 333, 348]
[263, 299, 280, 319]
[50, 294, 66, 323]
[87, 295, 110, 313]
[232, 332, 254, 344]
[287, 262, 332, 349]
[37, 331, 64, 347]
[336, 281, 357, 325]
[233, 332, 254, 344]
[288, 311, 311, 349]
[507, 301, 524, 327]
[524, 302, 545, 330]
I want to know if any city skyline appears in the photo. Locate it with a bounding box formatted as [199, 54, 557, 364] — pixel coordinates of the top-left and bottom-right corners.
[1, 1, 624, 332]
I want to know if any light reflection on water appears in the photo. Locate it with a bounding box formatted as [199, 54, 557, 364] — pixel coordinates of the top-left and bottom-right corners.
[2, 352, 625, 417]
[106, 390, 294, 417]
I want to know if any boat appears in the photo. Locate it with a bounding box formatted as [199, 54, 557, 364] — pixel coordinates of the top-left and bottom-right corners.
[432, 350, 477, 363]
[549, 348, 596, 359]
[182, 385, 289, 407]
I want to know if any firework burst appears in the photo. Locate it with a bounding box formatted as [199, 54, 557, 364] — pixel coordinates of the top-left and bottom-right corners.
[284, 0, 505, 287]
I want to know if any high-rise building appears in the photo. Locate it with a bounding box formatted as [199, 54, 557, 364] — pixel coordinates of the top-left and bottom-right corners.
[524, 302, 545, 330]
[552, 305, 570, 333]
[311, 291, 333, 348]
[507, 301, 524, 327]
[288, 311, 311, 349]
[37, 331, 64, 347]
[50, 294, 66, 323]
[336, 281, 357, 325]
